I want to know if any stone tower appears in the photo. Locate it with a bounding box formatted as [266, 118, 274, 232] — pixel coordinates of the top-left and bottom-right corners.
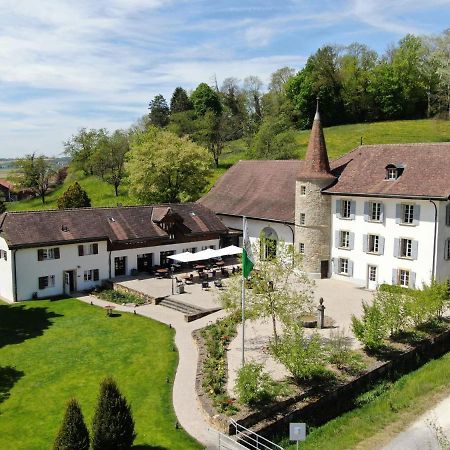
[295, 102, 336, 278]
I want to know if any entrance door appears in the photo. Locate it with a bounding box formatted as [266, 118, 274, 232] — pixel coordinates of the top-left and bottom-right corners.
[320, 260, 329, 279]
[63, 270, 75, 294]
[114, 256, 127, 276]
[137, 253, 153, 273]
[367, 265, 378, 290]
[160, 250, 175, 268]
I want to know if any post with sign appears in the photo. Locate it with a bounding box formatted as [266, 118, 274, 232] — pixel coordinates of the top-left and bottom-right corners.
[290, 423, 306, 450]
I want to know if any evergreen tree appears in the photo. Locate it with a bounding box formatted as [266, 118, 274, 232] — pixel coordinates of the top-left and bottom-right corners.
[57, 182, 91, 209]
[53, 398, 90, 450]
[190, 82, 222, 116]
[91, 377, 136, 450]
[148, 94, 170, 127]
[170, 87, 192, 113]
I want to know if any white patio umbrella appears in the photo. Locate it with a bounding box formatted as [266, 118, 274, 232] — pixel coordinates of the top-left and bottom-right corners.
[215, 245, 243, 257]
[191, 248, 218, 260]
[167, 252, 194, 263]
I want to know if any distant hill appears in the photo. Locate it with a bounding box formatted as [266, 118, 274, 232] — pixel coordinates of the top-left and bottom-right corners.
[7, 119, 450, 212]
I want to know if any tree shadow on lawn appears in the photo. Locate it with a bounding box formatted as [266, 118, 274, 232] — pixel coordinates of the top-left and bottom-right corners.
[0, 304, 63, 349]
[0, 366, 24, 406]
[132, 445, 169, 449]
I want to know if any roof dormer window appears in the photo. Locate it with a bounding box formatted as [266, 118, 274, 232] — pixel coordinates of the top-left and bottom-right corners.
[385, 164, 404, 181]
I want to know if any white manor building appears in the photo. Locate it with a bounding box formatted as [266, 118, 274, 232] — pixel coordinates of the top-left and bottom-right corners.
[0, 203, 228, 302]
[200, 108, 450, 289]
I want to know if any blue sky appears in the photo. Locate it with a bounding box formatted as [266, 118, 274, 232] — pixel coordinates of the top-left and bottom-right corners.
[1, 0, 450, 158]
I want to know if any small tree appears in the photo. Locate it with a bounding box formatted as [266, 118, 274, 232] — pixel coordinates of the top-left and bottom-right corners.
[57, 182, 91, 209]
[351, 300, 388, 350]
[53, 398, 89, 450]
[91, 377, 136, 450]
[148, 94, 170, 127]
[220, 239, 314, 347]
[0, 200, 6, 214]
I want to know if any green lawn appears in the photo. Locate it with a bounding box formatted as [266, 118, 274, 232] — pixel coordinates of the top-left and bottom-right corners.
[6, 118, 450, 211]
[280, 351, 450, 450]
[0, 299, 201, 450]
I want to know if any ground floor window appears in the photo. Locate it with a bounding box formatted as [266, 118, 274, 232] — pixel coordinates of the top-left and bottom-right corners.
[339, 258, 349, 275]
[368, 266, 377, 281]
[446, 239, 450, 260]
[160, 250, 175, 267]
[84, 269, 99, 281]
[114, 256, 127, 276]
[299, 243, 305, 254]
[260, 227, 278, 260]
[38, 275, 55, 290]
[399, 269, 410, 287]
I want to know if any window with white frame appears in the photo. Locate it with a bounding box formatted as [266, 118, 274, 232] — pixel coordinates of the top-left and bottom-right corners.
[299, 243, 305, 254]
[84, 269, 99, 281]
[402, 204, 414, 224]
[369, 266, 377, 282]
[387, 167, 398, 180]
[399, 269, 410, 287]
[38, 275, 55, 290]
[299, 213, 306, 225]
[400, 238, 412, 258]
[369, 202, 382, 221]
[300, 185, 306, 195]
[0, 249, 7, 261]
[445, 239, 450, 260]
[340, 231, 350, 248]
[339, 258, 349, 275]
[368, 235, 380, 253]
[341, 200, 351, 218]
[37, 247, 60, 261]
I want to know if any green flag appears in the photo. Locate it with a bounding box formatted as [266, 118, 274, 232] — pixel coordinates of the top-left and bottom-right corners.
[242, 219, 254, 278]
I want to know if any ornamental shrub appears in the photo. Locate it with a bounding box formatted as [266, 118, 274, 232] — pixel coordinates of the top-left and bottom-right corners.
[57, 182, 91, 209]
[91, 377, 136, 450]
[53, 398, 89, 450]
[326, 329, 366, 374]
[235, 362, 284, 406]
[271, 324, 332, 383]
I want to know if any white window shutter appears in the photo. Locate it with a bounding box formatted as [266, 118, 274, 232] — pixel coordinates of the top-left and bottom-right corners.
[413, 205, 421, 226]
[394, 238, 399, 257]
[335, 230, 340, 248]
[362, 234, 368, 252]
[380, 203, 384, 222]
[349, 232, 355, 250]
[333, 258, 339, 274]
[409, 271, 416, 288]
[336, 200, 341, 218]
[392, 268, 398, 284]
[350, 201, 356, 220]
[379, 236, 385, 255]
[364, 202, 369, 221]
[395, 204, 402, 224]
[348, 260, 354, 277]
[411, 240, 419, 260]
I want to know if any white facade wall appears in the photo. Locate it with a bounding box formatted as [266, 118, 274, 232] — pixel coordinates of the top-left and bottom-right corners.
[0, 237, 14, 302]
[436, 201, 450, 281]
[9, 238, 220, 302]
[218, 215, 294, 246]
[330, 197, 437, 288]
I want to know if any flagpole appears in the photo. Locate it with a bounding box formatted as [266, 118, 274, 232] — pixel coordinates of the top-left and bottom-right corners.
[241, 216, 246, 367]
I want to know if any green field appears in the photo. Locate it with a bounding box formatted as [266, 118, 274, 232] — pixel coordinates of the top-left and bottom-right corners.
[0, 299, 201, 450]
[280, 351, 450, 450]
[6, 118, 450, 212]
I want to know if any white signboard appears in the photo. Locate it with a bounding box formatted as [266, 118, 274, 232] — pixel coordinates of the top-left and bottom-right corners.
[289, 423, 306, 441]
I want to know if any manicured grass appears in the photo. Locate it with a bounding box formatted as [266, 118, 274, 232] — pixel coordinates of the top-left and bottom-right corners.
[279, 351, 450, 450]
[7, 119, 450, 211]
[0, 299, 201, 450]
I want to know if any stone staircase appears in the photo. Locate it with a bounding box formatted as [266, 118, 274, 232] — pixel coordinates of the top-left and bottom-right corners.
[157, 297, 221, 322]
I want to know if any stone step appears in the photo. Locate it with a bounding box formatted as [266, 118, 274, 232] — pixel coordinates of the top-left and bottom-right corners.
[158, 298, 204, 315]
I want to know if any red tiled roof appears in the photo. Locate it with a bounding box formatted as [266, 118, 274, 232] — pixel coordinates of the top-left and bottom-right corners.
[0, 179, 12, 190]
[199, 160, 303, 222]
[0, 203, 228, 249]
[326, 143, 450, 198]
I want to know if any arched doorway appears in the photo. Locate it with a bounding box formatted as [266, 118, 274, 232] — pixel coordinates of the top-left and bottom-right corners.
[260, 227, 278, 259]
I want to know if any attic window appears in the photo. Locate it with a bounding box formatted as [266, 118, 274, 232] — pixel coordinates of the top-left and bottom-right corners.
[108, 217, 116, 222]
[386, 164, 404, 181]
[61, 225, 69, 232]
[190, 212, 196, 216]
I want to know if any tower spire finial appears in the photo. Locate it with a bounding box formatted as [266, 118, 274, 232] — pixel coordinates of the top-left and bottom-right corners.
[314, 96, 320, 121]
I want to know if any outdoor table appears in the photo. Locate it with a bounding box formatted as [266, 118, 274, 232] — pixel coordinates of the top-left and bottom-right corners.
[105, 305, 115, 316]
[156, 268, 169, 274]
[215, 261, 225, 267]
[194, 265, 206, 271]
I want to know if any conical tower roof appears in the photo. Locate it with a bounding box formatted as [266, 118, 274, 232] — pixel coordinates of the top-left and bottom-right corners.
[299, 100, 335, 181]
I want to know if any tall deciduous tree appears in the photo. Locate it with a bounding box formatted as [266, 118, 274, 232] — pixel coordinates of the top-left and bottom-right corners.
[104, 130, 129, 197]
[148, 94, 170, 127]
[12, 153, 55, 204]
[127, 126, 212, 203]
[91, 377, 136, 450]
[170, 87, 192, 114]
[190, 83, 222, 116]
[57, 182, 91, 209]
[220, 239, 314, 346]
[54, 398, 90, 450]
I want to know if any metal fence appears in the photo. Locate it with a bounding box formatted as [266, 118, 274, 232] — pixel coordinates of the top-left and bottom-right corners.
[229, 419, 284, 450]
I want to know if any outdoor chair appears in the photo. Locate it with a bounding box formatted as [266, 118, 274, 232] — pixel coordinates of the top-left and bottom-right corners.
[202, 280, 209, 290]
[214, 279, 223, 289]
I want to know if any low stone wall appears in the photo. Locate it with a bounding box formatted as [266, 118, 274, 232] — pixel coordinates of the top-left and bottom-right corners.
[194, 323, 450, 439]
[111, 282, 156, 304]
